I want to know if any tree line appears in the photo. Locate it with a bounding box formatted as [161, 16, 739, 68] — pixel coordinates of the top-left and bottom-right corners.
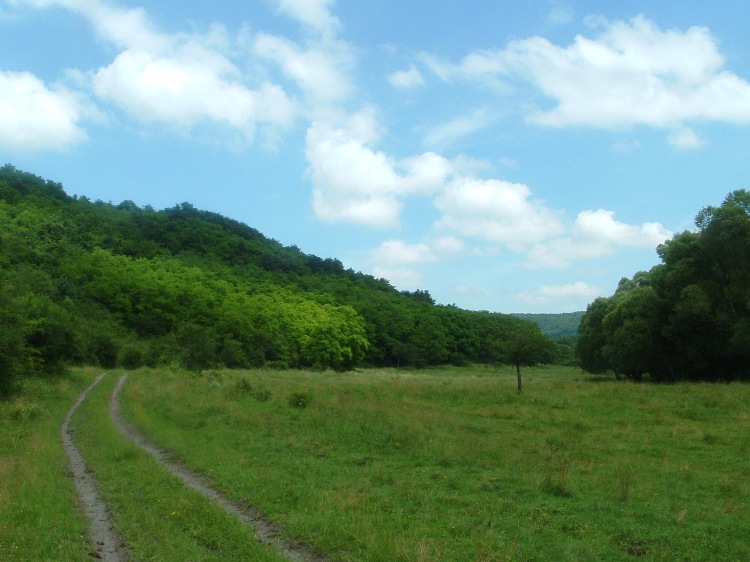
[576, 190, 750, 382]
[0, 165, 564, 391]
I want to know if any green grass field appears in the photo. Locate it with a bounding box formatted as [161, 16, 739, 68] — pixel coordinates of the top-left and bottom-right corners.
[0, 372, 91, 560]
[2, 366, 750, 560]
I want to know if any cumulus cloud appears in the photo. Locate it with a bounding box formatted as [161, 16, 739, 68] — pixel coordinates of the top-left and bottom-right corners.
[92, 49, 296, 138]
[13, 0, 297, 143]
[434, 177, 565, 250]
[0, 70, 86, 150]
[575, 209, 672, 246]
[525, 209, 673, 268]
[388, 65, 425, 88]
[306, 110, 453, 227]
[422, 15, 750, 138]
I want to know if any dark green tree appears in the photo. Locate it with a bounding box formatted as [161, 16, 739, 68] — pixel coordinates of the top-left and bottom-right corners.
[578, 189, 750, 381]
[575, 298, 612, 375]
[498, 319, 555, 393]
[601, 284, 665, 380]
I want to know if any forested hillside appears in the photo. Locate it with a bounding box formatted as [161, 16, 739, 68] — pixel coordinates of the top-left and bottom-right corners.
[576, 190, 750, 382]
[0, 165, 564, 389]
[511, 312, 583, 339]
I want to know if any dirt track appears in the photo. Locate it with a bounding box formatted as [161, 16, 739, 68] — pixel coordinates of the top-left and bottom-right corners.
[109, 373, 327, 562]
[62, 373, 128, 561]
[63, 372, 326, 561]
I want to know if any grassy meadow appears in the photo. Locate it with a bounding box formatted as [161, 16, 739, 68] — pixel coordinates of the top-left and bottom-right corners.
[1, 366, 749, 560]
[120, 366, 750, 561]
[0, 372, 91, 560]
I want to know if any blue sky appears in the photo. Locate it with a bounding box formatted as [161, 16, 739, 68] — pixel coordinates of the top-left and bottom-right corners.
[2, 0, 750, 313]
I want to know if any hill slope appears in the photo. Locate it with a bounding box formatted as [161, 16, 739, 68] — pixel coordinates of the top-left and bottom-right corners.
[0, 165, 568, 386]
[511, 312, 583, 339]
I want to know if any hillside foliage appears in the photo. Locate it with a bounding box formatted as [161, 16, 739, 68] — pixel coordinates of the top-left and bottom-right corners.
[0, 165, 566, 389]
[576, 189, 750, 381]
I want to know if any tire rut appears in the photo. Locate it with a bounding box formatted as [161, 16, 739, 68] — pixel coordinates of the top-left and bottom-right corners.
[109, 373, 328, 562]
[62, 373, 128, 561]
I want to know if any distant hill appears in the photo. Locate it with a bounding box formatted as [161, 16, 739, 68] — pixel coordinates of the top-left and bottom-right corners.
[511, 312, 583, 339]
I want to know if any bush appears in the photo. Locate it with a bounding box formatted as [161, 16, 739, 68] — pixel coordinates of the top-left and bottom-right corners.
[288, 391, 311, 409]
[120, 344, 145, 369]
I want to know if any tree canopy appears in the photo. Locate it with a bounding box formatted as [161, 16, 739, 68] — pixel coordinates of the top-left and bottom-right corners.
[576, 190, 750, 382]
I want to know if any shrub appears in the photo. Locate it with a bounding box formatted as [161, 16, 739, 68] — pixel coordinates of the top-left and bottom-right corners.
[120, 344, 144, 369]
[288, 391, 311, 409]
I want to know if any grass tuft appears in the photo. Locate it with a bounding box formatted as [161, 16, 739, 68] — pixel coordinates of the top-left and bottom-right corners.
[616, 463, 633, 502]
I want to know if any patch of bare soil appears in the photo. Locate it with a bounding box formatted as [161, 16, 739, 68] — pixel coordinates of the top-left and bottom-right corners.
[109, 373, 328, 562]
[62, 373, 128, 561]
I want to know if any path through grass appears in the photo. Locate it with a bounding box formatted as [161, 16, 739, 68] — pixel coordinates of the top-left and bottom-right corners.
[3, 367, 749, 560]
[1, 369, 296, 561]
[74, 370, 291, 561]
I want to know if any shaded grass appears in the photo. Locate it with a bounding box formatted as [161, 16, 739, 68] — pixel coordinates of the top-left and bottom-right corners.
[120, 366, 750, 561]
[0, 371, 93, 561]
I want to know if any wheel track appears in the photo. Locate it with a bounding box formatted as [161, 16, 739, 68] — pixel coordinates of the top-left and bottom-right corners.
[62, 373, 128, 561]
[109, 373, 328, 562]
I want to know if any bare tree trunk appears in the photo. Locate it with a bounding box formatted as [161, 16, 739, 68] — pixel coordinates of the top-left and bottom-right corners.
[516, 362, 522, 394]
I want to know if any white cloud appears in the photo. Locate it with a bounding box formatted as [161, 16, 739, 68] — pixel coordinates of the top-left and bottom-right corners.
[92, 49, 296, 138]
[370, 239, 436, 265]
[434, 177, 565, 250]
[400, 151, 455, 194]
[432, 235, 467, 255]
[423, 109, 494, 149]
[274, 0, 341, 38]
[419, 51, 510, 92]
[668, 127, 705, 149]
[516, 281, 603, 307]
[388, 65, 424, 88]
[256, 0, 354, 115]
[369, 236, 466, 266]
[13, 0, 297, 142]
[423, 15, 750, 137]
[12, 0, 167, 51]
[525, 209, 673, 268]
[575, 209, 672, 246]
[367, 236, 467, 293]
[306, 110, 453, 227]
[0, 70, 86, 150]
[521, 16, 750, 128]
[253, 32, 353, 105]
[450, 154, 498, 175]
